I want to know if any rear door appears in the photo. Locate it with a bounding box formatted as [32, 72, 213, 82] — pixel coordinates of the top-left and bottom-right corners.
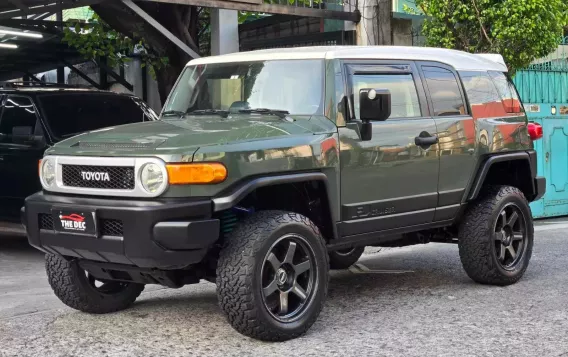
[417, 63, 474, 221]
[0, 95, 47, 221]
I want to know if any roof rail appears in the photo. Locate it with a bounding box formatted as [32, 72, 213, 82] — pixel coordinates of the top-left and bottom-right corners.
[0, 81, 90, 89]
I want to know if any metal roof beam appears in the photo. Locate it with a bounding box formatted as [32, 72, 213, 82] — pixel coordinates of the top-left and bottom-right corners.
[63, 60, 102, 89]
[96, 58, 134, 91]
[121, 0, 200, 58]
[138, 0, 359, 22]
[31, 12, 54, 20]
[8, 0, 29, 13]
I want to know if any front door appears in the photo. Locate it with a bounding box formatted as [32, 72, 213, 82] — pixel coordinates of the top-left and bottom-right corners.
[338, 61, 439, 237]
[0, 95, 47, 221]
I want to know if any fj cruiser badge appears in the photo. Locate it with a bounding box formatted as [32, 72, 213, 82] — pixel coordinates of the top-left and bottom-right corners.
[81, 171, 111, 181]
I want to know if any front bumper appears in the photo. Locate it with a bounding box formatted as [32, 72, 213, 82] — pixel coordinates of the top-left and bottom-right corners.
[23, 192, 220, 269]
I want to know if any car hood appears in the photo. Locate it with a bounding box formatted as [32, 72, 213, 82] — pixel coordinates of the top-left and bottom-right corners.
[46, 115, 335, 159]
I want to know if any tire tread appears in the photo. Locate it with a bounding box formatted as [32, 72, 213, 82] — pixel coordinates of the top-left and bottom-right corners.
[458, 185, 533, 286]
[46, 254, 144, 314]
[216, 210, 329, 341]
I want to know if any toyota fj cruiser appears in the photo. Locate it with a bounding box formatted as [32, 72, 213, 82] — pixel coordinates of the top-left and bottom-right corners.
[23, 46, 545, 341]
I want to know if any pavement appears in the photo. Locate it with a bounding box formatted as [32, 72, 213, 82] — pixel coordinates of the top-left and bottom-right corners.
[1, 219, 568, 357]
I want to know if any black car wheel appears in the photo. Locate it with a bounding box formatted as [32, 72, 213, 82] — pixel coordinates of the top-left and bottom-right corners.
[458, 185, 534, 286]
[46, 254, 144, 314]
[217, 211, 328, 341]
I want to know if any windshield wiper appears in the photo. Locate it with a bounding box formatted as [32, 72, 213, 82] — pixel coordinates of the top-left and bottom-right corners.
[161, 110, 187, 118]
[238, 108, 290, 119]
[187, 109, 229, 118]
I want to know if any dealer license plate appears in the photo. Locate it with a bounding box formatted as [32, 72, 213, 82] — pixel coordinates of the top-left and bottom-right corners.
[52, 209, 96, 236]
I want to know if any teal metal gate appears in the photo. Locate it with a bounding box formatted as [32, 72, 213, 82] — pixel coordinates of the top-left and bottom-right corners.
[514, 37, 568, 218]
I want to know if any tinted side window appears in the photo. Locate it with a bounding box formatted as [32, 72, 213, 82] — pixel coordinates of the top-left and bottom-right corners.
[0, 96, 41, 144]
[37, 94, 149, 139]
[351, 73, 421, 119]
[422, 66, 466, 116]
[459, 71, 506, 118]
[488, 71, 523, 113]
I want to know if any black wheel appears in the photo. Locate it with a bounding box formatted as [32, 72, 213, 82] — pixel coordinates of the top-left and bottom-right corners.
[458, 185, 534, 286]
[46, 254, 144, 314]
[329, 246, 365, 269]
[216, 211, 328, 341]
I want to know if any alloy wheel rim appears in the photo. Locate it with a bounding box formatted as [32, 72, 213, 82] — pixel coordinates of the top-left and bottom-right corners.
[493, 203, 527, 270]
[261, 234, 317, 322]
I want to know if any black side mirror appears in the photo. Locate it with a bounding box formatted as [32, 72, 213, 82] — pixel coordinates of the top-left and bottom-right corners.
[358, 88, 391, 141]
[359, 88, 391, 121]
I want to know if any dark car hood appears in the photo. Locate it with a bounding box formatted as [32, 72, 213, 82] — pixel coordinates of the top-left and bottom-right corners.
[47, 115, 335, 158]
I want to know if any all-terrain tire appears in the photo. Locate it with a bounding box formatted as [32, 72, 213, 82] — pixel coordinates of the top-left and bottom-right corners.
[329, 246, 365, 269]
[216, 210, 329, 341]
[458, 185, 534, 286]
[46, 254, 144, 314]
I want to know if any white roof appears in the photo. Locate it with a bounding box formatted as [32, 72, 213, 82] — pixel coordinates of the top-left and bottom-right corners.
[188, 46, 508, 72]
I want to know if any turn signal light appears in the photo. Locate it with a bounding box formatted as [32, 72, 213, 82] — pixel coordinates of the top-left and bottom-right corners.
[38, 159, 42, 176]
[166, 163, 227, 184]
[527, 122, 543, 141]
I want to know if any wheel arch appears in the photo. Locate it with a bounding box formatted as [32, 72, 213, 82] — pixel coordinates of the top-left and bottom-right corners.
[212, 173, 338, 241]
[466, 152, 537, 202]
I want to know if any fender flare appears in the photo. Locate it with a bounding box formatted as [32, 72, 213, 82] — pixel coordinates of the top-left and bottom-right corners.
[212, 172, 338, 239]
[466, 152, 536, 201]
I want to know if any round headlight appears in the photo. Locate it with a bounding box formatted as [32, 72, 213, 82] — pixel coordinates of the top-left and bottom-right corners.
[140, 163, 165, 194]
[41, 158, 56, 188]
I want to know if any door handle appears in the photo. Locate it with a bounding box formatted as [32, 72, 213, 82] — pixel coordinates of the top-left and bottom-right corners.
[415, 132, 438, 148]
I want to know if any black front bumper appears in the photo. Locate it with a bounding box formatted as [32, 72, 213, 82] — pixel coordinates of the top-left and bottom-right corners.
[23, 192, 220, 269]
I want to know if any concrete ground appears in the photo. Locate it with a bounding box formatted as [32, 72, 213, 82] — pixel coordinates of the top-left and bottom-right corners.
[1, 219, 568, 357]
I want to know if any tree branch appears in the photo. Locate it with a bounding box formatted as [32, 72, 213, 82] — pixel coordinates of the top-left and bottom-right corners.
[173, 7, 198, 51]
[471, 0, 493, 47]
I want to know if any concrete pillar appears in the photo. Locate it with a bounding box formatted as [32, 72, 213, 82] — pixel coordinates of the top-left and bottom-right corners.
[210, 9, 239, 55]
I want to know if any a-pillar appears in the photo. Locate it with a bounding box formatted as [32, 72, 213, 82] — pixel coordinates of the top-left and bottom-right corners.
[210, 9, 239, 55]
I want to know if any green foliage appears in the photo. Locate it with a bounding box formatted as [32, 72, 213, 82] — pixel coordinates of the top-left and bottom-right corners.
[62, 14, 169, 79]
[412, 0, 568, 72]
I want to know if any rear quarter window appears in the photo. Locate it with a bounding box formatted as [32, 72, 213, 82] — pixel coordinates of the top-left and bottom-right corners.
[488, 71, 524, 114]
[459, 71, 506, 118]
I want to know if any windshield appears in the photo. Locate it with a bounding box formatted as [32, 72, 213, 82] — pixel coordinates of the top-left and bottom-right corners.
[163, 60, 324, 117]
[38, 93, 158, 139]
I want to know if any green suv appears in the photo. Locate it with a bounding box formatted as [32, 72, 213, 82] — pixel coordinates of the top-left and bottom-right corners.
[23, 46, 545, 341]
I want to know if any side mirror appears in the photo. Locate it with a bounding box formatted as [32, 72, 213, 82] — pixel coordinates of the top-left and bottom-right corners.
[359, 88, 391, 122]
[358, 88, 391, 141]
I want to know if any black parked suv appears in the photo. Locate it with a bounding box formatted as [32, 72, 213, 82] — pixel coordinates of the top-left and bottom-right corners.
[0, 84, 157, 225]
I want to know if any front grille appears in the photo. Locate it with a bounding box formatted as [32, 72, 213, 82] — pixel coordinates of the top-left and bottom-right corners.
[39, 214, 53, 230]
[62, 165, 135, 190]
[100, 219, 123, 236]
